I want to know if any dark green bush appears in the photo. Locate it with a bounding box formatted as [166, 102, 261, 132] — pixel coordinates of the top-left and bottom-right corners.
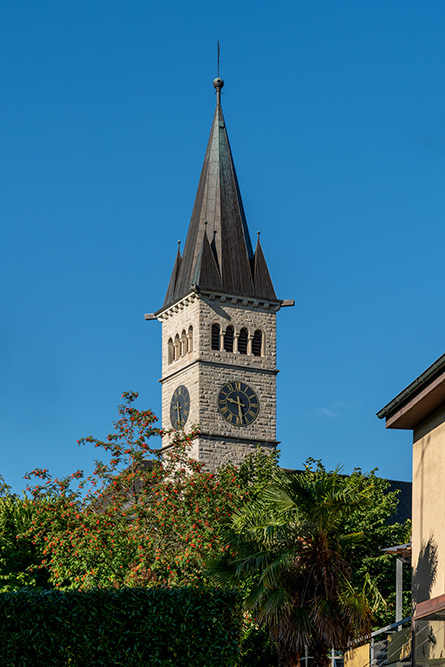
[240, 623, 278, 667]
[0, 587, 241, 666]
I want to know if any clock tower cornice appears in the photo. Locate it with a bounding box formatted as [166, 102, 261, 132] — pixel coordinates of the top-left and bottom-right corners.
[146, 289, 291, 323]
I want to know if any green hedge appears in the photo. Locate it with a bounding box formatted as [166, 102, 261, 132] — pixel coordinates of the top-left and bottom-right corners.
[0, 587, 241, 667]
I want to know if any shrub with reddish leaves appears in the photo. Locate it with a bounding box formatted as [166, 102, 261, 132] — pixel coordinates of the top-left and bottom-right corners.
[22, 392, 278, 590]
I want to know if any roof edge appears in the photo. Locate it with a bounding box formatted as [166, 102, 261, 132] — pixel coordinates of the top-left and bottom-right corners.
[154, 288, 286, 320]
[377, 352, 445, 421]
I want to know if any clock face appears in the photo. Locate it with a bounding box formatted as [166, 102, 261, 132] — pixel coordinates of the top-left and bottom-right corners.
[218, 381, 260, 427]
[170, 385, 190, 429]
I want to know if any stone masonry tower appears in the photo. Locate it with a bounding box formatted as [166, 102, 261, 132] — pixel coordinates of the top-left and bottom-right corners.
[146, 77, 293, 471]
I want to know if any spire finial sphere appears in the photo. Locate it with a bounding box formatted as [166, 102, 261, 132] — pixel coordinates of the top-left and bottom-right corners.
[213, 77, 224, 106]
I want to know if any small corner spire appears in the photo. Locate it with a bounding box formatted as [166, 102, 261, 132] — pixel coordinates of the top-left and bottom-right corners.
[213, 40, 224, 106]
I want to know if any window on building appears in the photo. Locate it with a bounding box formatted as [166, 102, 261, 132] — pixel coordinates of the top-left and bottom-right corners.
[252, 329, 262, 357]
[181, 330, 188, 356]
[211, 324, 220, 350]
[238, 328, 248, 355]
[224, 326, 234, 353]
[188, 326, 193, 353]
[168, 338, 174, 364]
[174, 334, 181, 360]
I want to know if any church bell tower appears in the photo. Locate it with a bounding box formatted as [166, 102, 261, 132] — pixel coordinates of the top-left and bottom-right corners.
[146, 77, 293, 471]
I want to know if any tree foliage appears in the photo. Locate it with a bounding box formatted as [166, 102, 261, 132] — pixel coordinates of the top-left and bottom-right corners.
[0, 396, 410, 666]
[338, 465, 411, 627]
[207, 460, 406, 667]
[0, 474, 49, 591]
[16, 392, 278, 591]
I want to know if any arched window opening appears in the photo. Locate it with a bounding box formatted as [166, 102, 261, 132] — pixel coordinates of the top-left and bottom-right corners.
[211, 324, 220, 351]
[188, 326, 193, 353]
[224, 326, 234, 353]
[181, 330, 188, 356]
[238, 328, 248, 355]
[174, 334, 181, 360]
[168, 338, 174, 364]
[252, 330, 262, 357]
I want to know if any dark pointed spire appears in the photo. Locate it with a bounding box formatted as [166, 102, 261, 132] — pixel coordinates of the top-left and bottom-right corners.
[163, 78, 277, 307]
[163, 241, 182, 307]
[253, 234, 277, 301]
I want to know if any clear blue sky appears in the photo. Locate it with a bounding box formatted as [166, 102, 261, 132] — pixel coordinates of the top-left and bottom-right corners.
[2, 1, 444, 493]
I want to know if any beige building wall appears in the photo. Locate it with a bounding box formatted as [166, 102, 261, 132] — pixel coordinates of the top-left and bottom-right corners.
[412, 404, 445, 605]
[415, 620, 445, 664]
[344, 643, 370, 667]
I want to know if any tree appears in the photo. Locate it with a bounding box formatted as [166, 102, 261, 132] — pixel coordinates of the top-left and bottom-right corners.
[0, 397, 410, 666]
[0, 476, 50, 591]
[338, 469, 411, 628]
[21, 392, 278, 591]
[208, 461, 384, 667]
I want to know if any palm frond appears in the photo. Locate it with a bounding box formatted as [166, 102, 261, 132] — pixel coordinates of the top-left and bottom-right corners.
[206, 462, 379, 662]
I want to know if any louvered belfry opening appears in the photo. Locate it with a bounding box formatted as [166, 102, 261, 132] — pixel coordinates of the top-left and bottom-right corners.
[238, 328, 248, 355]
[211, 324, 220, 350]
[224, 326, 234, 352]
[252, 330, 262, 357]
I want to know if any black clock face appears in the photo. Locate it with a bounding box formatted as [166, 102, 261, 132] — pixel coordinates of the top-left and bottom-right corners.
[170, 385, 190, 429]
[218, 381, 260, 427]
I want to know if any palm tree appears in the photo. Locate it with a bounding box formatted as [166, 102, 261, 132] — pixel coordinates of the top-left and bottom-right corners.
[208, 462, 380, 667]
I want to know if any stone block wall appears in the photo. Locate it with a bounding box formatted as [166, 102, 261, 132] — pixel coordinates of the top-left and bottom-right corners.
[158, 291, 279, 468]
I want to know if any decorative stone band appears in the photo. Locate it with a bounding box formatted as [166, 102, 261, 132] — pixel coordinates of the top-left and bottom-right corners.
[159, 358, 280, 385]
[160, 432, 279, 454]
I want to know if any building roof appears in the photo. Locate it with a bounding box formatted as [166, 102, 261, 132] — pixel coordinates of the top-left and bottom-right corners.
[162, 78, 277, 308]
[377, 352, 445, 429]
[382, 541, 412, 560]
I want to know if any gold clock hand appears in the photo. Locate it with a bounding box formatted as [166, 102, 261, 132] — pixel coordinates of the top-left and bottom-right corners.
[175, 402, 182, 425]
[228, 396, 245, 422]
[227, 397, 245, 407]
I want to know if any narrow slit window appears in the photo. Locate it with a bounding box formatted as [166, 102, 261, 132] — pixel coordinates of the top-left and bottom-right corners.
[252, 330, 262, 357]
[174, 334, 181, 360]
[181, 330, 188, 356]
[238, 328, 248, 355]
[224, 326, 234, 353]
[211, 324, 220, 350]
[188, 326, 193, 353]
[168, 338, 174, 364]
